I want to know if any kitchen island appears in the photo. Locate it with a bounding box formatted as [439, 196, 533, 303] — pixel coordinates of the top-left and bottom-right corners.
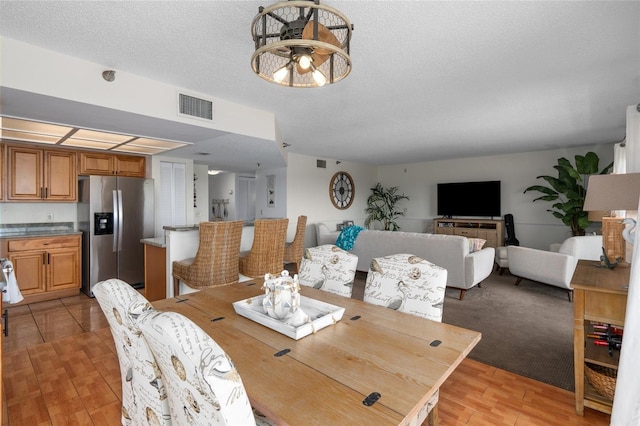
[141, 224, 256, 299]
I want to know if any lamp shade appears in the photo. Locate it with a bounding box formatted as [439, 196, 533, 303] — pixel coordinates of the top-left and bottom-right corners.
[583, 173, 640, 212]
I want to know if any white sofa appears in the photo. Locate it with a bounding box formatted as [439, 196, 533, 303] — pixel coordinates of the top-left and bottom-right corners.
[324, 228, 494, 300]
[316, 223, 340, 246]
[507, 235, 602, 301]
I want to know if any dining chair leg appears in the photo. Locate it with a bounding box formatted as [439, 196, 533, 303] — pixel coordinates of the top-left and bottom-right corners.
[173, 277, 180, 297]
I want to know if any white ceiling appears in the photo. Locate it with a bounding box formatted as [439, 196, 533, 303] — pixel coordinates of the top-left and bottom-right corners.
[1, 1, 639, 172]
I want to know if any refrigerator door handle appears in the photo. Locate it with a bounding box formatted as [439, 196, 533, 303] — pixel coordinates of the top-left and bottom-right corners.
[117, 190, 124, 252]
[112, 190, 119, 252]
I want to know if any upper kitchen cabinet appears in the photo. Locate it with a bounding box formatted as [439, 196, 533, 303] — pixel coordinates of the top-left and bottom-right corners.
[79, 151, 146, 177]
[6, 144, 77, 201]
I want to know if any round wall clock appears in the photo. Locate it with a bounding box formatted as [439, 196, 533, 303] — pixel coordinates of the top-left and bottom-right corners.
[330, 171, 354, 210]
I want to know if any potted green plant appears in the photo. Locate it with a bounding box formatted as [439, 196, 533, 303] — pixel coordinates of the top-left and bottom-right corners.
[364, 183, 409, 231]
[524, 152, 613, 236]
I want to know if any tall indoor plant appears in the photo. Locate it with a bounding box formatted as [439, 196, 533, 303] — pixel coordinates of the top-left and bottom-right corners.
[364, 183, 409, 231]
[524, 152, 613, 236]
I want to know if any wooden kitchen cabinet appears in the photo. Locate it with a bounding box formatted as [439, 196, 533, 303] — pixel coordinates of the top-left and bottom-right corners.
[6, 144, 77, 201]
[2, 235, 82, 304]
[79, 151, 146, 177]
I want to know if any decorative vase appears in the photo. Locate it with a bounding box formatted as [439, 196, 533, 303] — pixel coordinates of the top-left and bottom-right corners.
[262, 270, 300, 320]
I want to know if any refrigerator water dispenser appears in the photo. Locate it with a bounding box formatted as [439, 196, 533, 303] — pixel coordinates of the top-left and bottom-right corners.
[94, 212, 114, 235]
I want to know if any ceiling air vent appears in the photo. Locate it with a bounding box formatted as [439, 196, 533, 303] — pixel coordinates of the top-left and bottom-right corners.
[178, 92, 213, 121]
[317, 159, 327, 168]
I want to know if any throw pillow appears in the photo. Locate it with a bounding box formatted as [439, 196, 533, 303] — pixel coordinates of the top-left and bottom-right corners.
[468, 238, 486, 253]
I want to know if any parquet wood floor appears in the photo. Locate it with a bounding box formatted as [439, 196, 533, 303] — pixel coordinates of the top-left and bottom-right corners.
[2, 294, 611, 425]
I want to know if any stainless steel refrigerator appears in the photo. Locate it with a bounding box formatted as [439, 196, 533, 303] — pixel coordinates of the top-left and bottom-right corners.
[78, 176, 154, 296]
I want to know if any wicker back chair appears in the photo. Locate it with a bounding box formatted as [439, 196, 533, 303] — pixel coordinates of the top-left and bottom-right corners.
[239, 218, 289, 278]
[283, 215, 308, 273]
[172, 220, 243, 296]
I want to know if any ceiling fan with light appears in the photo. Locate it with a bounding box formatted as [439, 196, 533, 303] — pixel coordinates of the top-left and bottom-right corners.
[251, 0, 353, 88]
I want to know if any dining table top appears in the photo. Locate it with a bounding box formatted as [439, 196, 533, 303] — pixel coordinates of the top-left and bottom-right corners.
[152, 279, 481, 425]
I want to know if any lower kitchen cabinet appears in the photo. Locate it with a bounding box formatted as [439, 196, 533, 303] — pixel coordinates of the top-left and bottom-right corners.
[1, 234, 82, 304]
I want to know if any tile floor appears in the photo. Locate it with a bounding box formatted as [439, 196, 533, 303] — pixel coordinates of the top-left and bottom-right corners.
[2, 294, 120, 425]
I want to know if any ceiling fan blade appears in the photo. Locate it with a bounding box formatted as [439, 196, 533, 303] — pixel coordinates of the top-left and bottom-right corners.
[296, 21, 340, 74]
[302, 20, 341, 54]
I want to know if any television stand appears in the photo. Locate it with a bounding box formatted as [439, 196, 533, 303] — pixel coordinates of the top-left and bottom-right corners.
[433, 218, 504, 248]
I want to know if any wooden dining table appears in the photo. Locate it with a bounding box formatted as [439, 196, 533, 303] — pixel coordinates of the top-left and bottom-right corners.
[152, 279, 481, 425]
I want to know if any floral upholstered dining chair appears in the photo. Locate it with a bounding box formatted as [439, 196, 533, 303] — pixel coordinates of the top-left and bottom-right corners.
[363, 253, 448, 424]
[137, 310, 273, 426]
[298, 244, 358, 298]
[93, 279, 171, 426]
[363, 253, 447, 322]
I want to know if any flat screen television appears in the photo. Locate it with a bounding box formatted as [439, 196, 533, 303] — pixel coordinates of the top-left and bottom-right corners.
[437, 180, 501, 218]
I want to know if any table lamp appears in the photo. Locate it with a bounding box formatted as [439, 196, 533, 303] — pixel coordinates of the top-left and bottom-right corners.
[583, 173, 640, 265]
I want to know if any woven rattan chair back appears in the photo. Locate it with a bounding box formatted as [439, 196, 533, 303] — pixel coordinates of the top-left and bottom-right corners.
[283, 215, 308, 273]
[172, 220, 243, 296]
[239, 218, 289, 278]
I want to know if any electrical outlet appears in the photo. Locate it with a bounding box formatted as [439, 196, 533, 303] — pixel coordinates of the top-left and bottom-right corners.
[47, 213, 54, 222]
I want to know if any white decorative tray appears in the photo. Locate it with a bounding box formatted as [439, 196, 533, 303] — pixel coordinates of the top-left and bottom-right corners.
[232, 295, 345, 340]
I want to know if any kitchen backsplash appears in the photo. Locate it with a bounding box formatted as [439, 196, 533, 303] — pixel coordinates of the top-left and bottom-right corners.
[0, 202, 77, 225]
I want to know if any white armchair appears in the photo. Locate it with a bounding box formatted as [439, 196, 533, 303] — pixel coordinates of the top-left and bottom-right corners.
[507, 235, 602, 301]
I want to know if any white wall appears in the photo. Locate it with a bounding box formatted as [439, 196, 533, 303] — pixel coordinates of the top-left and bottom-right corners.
[285, 145, 613, 250]
[376, 144, 614, 249]
[193, 164, 209, 224]
[286, 153, 378, 245]
[255, 167, 287, 220]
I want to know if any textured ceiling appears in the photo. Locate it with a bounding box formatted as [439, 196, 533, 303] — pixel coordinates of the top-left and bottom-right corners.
[1, 1, 639, 172]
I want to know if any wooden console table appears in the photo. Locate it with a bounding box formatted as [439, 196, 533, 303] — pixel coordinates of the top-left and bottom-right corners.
[571, 260, 629, 415]
[433, 218, 504, 248]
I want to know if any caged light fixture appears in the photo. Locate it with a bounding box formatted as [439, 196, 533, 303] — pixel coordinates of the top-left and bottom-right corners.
[251, 0, 353, 88]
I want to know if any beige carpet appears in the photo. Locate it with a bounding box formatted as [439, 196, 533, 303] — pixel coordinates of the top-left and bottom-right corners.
[352, 269, 576, 391]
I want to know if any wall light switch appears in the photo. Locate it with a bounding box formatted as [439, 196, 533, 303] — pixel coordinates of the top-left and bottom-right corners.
[47, 213, 54, 222]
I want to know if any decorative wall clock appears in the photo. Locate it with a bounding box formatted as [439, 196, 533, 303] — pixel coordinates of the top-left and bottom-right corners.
[330, 171, 354, 210]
